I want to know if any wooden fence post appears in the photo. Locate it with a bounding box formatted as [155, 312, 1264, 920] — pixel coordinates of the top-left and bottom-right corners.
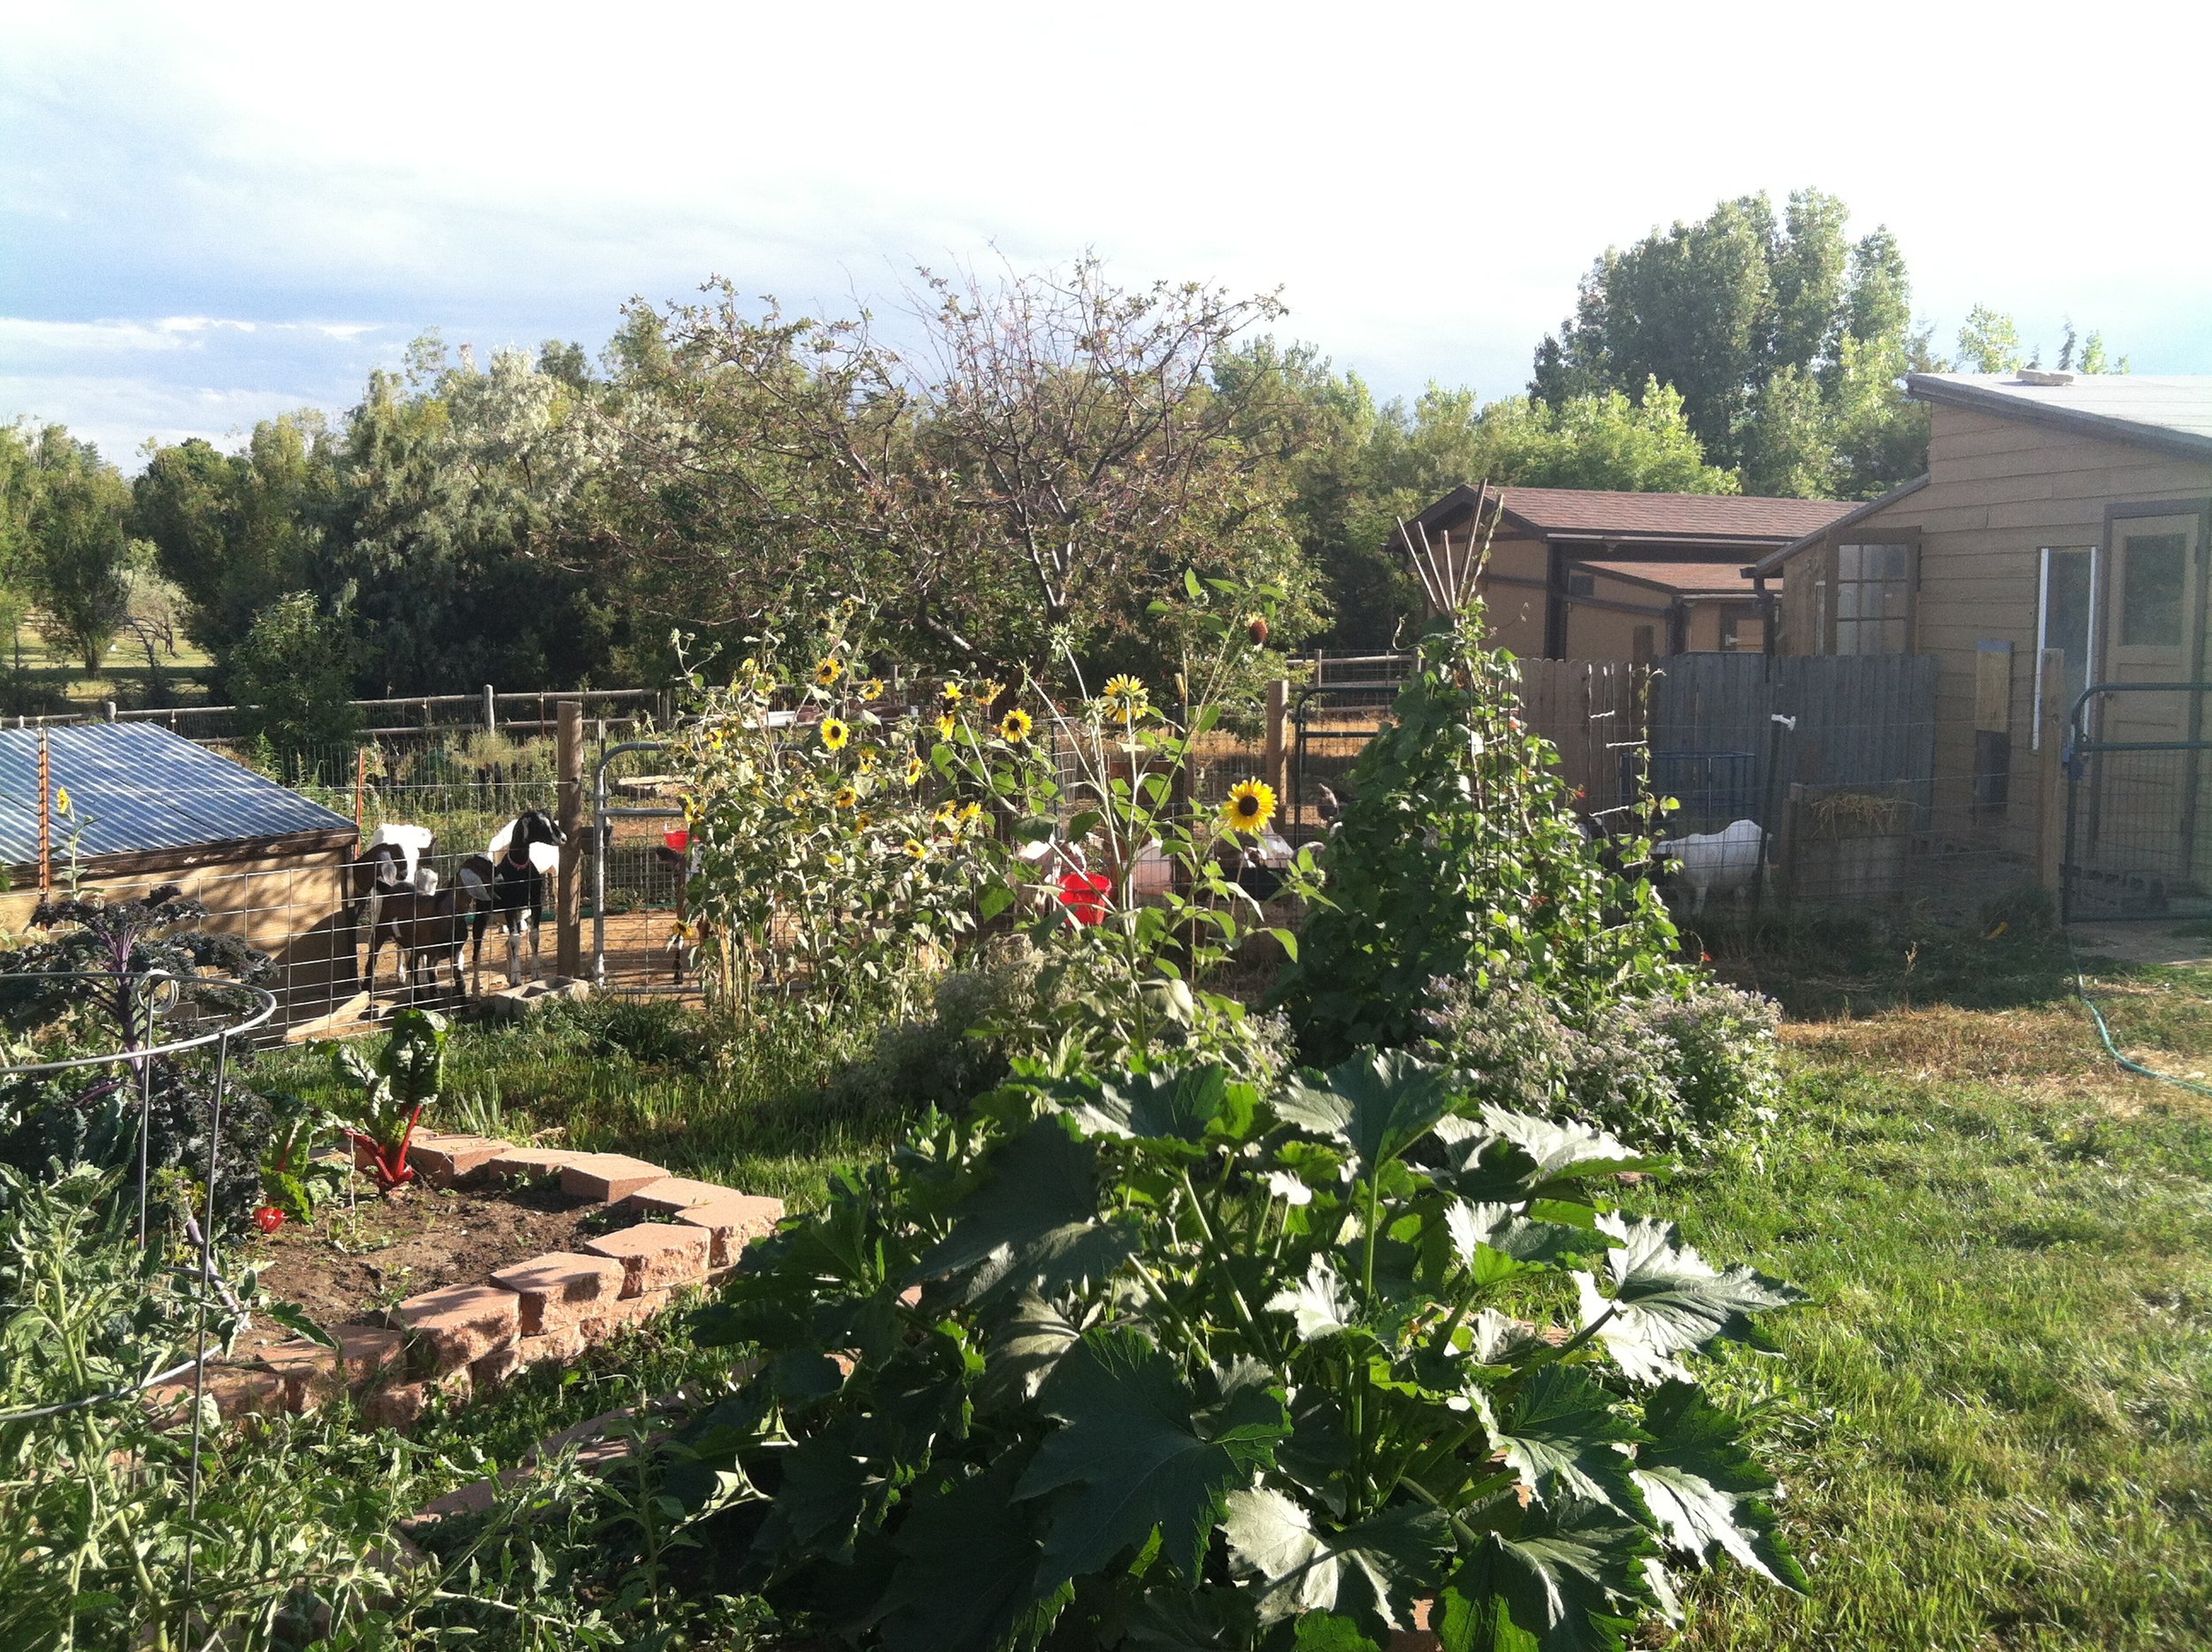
[2036, 648, 2067, 895]
[1263, 680, 1287, 801]
[556, 701, 583, 980]
[36, 730, 50, 896]
[481, 684, 497, 734]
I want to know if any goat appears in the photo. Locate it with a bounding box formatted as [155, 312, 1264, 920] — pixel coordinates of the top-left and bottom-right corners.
[456, 810, 565, 996]
[351, 824, 437, 1001]
[1655, 818, 1769, 915]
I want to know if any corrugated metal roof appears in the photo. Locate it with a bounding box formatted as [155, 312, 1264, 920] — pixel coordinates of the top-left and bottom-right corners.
[0, 723, 354, 865]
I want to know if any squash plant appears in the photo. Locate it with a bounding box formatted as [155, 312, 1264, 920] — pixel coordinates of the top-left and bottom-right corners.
[674, 1051, 1805, 1649]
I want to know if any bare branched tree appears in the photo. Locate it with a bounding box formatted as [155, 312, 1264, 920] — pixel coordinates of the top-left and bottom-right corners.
[586, 258, 1296, 680]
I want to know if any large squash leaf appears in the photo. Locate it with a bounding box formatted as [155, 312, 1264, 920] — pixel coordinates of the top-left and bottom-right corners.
[1016, 1327, 1287, 1588]
[910, 1117, 1134, 1305]
[1278, 1050, 1454, 1172]
[1632, 1380, 1806, 1589]
[1435, 1496, 1654, 1652]
[1222, 1486, 1452, 1629]
[1575, 1219, 1805, 1385]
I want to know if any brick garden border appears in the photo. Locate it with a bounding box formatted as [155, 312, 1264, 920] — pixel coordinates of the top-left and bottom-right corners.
[165, 1133, 783, 1429]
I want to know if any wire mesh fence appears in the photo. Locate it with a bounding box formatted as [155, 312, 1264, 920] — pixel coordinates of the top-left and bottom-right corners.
[2063, 682, 2212, 922]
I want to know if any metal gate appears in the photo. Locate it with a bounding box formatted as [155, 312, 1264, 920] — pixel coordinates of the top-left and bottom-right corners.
[2062, 680, 2212, 921]
[590, 739, 692, 989]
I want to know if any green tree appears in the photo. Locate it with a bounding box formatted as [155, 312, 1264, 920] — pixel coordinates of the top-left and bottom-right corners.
[1217, 344, 1734, 649]
[1532, 188, 1935, 499]
[231, 592, 362, 773]
[19, 426, 135, 672]
[132, 412, 338, 675]
[1952, 307, 2130, 374]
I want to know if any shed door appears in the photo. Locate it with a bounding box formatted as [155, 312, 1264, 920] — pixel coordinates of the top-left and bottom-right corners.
[2094, 511, 2206, 876]
[2101, 511, 2203, 735]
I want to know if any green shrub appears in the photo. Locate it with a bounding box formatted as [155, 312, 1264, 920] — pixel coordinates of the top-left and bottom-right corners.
[672, 1050, 1806, 1649]
[1274, 611, 1688, 1066]
[823, 946, 1040, 1118]
[1432, 972, 1781, 1152]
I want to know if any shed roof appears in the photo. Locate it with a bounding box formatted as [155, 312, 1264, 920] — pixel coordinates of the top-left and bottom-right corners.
[0, 723, 355, 866]
[1906, 373, 2212, 460]
[1744, 475, 1932, 576]
[1573, 558, 1757, 596]
[1409, 483, 1854, 548]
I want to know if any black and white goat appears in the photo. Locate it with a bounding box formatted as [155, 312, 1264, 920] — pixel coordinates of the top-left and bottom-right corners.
[352, 823, 439, 1000]
[456, 810, 565, 995]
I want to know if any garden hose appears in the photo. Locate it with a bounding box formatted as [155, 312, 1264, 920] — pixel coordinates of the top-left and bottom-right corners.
[2064, 928, 2212, 1101]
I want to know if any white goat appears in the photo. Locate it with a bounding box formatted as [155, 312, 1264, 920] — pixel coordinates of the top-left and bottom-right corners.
[1655, 818, 1768, 914]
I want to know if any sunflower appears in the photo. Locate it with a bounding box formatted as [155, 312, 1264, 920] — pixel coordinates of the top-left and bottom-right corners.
[904, 756, 926, 786]
[998, 707, 1033, 744]
[860, 678, 884, 701]
[935, 712, 956, 741]
[52, 786, 72, 815]
[856, 811, 872, 829]
[1224, 779, 1276, 835]
[833, 786, 859, 810]
[902, 838, 928, 862]
[932, 802, 958, 834]
[1101, 673, 1149, 725]
[814, 657, 843, 687]
[820, 718, 850, 751]
[940, 682, 964, 706]
[858, 746, 879, 771]
[957, 802, 982, 827]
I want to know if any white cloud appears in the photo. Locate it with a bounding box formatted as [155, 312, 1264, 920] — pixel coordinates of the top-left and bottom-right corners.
[0, 373, 319, 465]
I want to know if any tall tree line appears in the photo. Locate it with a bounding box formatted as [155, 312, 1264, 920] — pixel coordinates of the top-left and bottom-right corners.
[7, 201, 2131, 691]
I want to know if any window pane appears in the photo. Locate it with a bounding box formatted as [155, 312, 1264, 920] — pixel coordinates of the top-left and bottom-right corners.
[2045, 549, 2093, 708]
[2120, 533, 2185, 646]
[1863, 585, 1886, 620]
[1837, 584, 1859, 619]
[1838, 544, 1863, 580]
[1885, 544, 1910, 580]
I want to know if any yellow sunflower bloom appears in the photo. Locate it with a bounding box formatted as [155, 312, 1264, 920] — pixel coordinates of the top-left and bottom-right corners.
[957, 802, 982, 827]
[903, 838, 928, 862]
[935, 712, 956, 741]
[998, 707, 1033, 744]
[860, 678, 884, 701]
[833, 786, 859, 810]
[904, 757, 925, 786]
[52, 786, 72, 815]
[820, 718, 850, 751]
[856, 811, 872, 829]
[940, 682, 964, 706]
[814, 657, 843, 687]
[859, 747, 879, 771]
[1101, 673, 1149, 725]
[1224, 779, 1276, 835]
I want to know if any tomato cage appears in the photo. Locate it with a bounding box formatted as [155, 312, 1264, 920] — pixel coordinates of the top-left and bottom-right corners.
[0, 971, 278, 1633]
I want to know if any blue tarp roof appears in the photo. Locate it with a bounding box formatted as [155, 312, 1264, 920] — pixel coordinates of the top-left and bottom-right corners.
[0, 723, 355, 864]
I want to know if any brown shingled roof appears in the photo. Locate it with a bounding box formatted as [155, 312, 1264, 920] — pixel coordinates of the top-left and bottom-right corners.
[1494, 487, 1854, 542]
[1573, 559, 1757, 596]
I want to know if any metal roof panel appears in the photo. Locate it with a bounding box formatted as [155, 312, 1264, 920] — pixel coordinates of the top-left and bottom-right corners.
[0, 723, 355, 864]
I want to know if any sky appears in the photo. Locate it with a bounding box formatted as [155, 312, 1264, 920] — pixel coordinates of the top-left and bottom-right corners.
[5, 0, 2210, 467]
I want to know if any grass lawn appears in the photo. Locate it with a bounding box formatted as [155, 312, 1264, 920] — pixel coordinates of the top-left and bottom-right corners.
[257, 922, 2212, 1648]
[4, 624, 217, 714]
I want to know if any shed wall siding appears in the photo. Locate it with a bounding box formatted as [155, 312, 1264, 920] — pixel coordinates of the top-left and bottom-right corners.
[1777, 403, 2212, 857]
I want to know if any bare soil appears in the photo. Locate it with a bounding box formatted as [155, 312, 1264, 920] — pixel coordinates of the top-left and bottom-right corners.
[239, 1178, 619, 1355]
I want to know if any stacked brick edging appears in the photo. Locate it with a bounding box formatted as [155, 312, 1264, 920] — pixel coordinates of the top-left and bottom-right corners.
[173, 1133, 784, 1430]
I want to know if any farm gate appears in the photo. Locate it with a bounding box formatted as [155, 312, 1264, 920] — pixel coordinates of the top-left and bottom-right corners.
[2062, 681, 2212, 921]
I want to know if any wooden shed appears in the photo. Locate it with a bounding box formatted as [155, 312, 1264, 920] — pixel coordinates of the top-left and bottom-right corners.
[1402, 485, 1855, 658]
[1747, 372, 2212, 897]
[0, 723, 360, 1024]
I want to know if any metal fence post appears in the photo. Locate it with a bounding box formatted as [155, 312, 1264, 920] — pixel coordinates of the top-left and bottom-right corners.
[1263, 679, 1287, 801]
[482, 683, 497, 734]
[2036, 649, 2066, 895]
[557, 701, 582, 979]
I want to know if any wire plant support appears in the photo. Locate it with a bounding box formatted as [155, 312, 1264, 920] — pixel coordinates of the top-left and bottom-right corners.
[0, 970, 276, 1644]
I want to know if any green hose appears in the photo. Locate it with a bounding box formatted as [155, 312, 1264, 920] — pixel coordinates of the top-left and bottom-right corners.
[2067, 931, 2212, 1099]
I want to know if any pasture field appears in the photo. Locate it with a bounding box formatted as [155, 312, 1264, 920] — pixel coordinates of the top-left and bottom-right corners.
[262, 918, 2212, 1649]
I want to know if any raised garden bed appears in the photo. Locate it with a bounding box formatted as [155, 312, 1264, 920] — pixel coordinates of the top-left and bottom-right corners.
[164, 1133, 783, 1430]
